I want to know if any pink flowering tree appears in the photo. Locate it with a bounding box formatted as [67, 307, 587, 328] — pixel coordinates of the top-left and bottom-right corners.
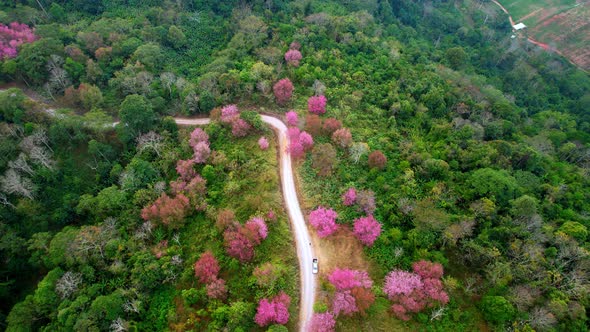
[206, 278, 227, 300]
[310, 312, 336, 332]
[353, 215, 382, 246]
[0, 22, 37, 59]
[332, 128, 353, 148]
[308, 95, 327, 114]
[220, 104, 240, 123]
[322, 118, 342, 134]
[286, 111, 298, 126]
[328, 269, 374, 317]
[176, 159, 196, 181]
[193, 141, 211, 164]
[285, 49, 302, 66]
[141, 193, 190, 229]
[328, 269, 373, 291]
[309, 207, 339, 238]
[189, 128, 209, 147]
[246, 217, 268, 240]
[258, 136, 269, 150]
[299, 131, 314, 150]
[194, 251, 220, 284]
[231, 118, 252, 137]
[224, 227, 255, 262]
[383, 261, 449, 321]
[254, 291, 291, 326]
[273, 78, 294, 105]
[342, 187, 357, 206]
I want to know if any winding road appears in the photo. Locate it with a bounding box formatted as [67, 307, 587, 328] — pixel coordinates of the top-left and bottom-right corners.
[3, 84, 318, 330]
[178, 116, 317, 331]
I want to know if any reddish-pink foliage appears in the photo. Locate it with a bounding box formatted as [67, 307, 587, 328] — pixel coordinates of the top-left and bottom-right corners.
[357, 190, 376, 215]
[288, 141, 305, 159]
[183, 175, 207, 211]
[254, 292, 291, 326]
[310, 312, 336, 332]
[189, 128, 209, 147]
[309, 207, 339, 238]
[328, 269, 373, 291]
[413, 260, 444, 280]
[194, 251, 220, 284]
[94, 46, 112, 60]
[246, 217, 268, 240]
[322, 118, 342, 135]
[286, 110, 298, 126]
[332, 290, 358, 317]
[308, 95, 327, 114]
[221, 104, 240, 123]
[206, 278, 227, 300]
[258, 136, 269, 150]
[0, 22, 37, 59]
[368, 150, 387, 170]
[285, 49, 302, 66]
[193, 141, 211, 164]
[273, 78, 294, 105]
[267, 210, 276, 221]
[332, 128, 353, 148]
[176, 159, 196, 181]
[232, 118, 252, 137]
[384, 270, 423, 297]
[383, 262, 449, 321]
[299, 131, 314, 150]
[224, 226, 255, 262]
[353, 215, 382, 246]
[342, 187, 357, 206]
[141, 193, 190, 229]
[289, 41, 301, 50]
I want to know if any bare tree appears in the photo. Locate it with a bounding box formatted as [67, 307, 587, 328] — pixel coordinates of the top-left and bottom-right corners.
[30, 145, 55, 170]
[0, 193, 14, 208]
[430, 306, 446, 321]
[8, 153, 34, 175]
[312, 79, 326, 96]
[47, 55, 71, 95]
[110, 317, 128, 332]
[0, 169, 35, 199]
[529, 307, 557, 332]
[136, 131, 163, 157]
[160, 72, 176, 96]
[349, 142, 369, 163]
[123, 300, 141, 314]
[55, 271, 83, 299]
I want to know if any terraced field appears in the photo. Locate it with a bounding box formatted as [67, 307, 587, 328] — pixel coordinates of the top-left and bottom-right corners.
[500, 0, 590, 70]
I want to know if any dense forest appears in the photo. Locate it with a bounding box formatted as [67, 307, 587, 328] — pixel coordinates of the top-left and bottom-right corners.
[0, 0, 589, 331]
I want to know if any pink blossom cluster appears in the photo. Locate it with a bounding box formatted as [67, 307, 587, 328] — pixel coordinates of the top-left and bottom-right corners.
[342, 187, 357, 206]
[327, 268, 375, 317]
[308, 207, 339, 238]
[194, 251, 227, 299]
[285, 49, 302, 66]
[287, 127, 313, 159]
[189, 128, 210, 164]
[0, 22, 37, 59]
[254, 291, 291, 326]
[383, 261, 449, 321]
[220, 105, 252, 137]
[258, 136, 269, 150]
[273, 78, 294, 105]
[310, 312, 336, 332]
[308, 95, 327, 114]
[328, 269, 373, 291]
[353, 215, 382, 246]
[285, 110, 298, 126]
[224, 216, 268, 262]
[246, 217, 268, 240]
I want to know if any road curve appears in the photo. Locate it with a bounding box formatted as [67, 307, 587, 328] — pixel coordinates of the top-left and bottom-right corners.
[175, 115, 317, 331]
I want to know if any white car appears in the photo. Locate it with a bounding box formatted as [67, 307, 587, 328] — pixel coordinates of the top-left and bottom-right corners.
[312, 259, 318, 274]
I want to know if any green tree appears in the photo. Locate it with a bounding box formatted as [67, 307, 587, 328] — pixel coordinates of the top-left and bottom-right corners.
[469, 168, 519, 206]
[479, 296, 515, 324]
[16, 38, 64, 85]
[132, 43, 164, 71]
[445, 47, 468, 70]
[558, 221, 588, 242]
[117, 94, 156, 143]
[167, 25, 187, 49]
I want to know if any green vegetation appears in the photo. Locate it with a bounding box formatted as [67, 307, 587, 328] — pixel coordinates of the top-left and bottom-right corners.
[0, 0, 589, 331]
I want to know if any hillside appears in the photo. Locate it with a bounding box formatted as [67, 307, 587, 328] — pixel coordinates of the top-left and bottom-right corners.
[0, 1, 589, 331]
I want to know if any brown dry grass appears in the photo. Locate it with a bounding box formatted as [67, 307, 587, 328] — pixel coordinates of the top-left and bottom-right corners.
[312, 227, 371, 278]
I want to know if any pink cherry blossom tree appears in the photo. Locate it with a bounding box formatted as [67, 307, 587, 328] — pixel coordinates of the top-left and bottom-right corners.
[309, 207, 339, 238]
[193, 141, 210, 164]
[206, 278, 227, 300]
[258, 136, 269, 150]
[254, 291, 291, 326]
[285, 49, 302, 66]
[328, 269, 373, 291]
[299, 131, 314, 150]
[231, 118, 252, 137]
[286, 111, 298, 126]
[308, 95, 327, 114]
[189, 128, 209, 147]
[194, 251, 220, 284]
[0, 22, 37, 59]
[342, 187, 357, 206]
[353, 215, 382, 246]
[220, 104, 240, 123]
[310, 312, 336, 332]
[332, 128, 353, 148]
[273, 78, 294, 105]
[322, 118, 342, 135]
[176, 159, 196, 181]
[246, 217, 268, 240]
[332, 290, 357, 316]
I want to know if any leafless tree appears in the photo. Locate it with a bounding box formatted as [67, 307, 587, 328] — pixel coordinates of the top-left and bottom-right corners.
[430, 306, 446, 321]
[8, 153, 34, 175]
[123, 299, 141, 314]
[529, 307, 557, 332]
[46, 55, 71, 95]
[134, 221, 153, 240]
[397, 197, 415, 215]
[136, 131, 163, 157]
[171, 255, 183, 266]
[0, 193, 14, 208]
[74, 218, 117, 261]
[160, 72, 176, 96]
[55, 271, 83, 299]
[30, 145, 55, 170]
[0, 169, 35, 199]
[110, 317, 128, 332]
[349, 142, 369, 163]
[312, 80, 326, 96]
